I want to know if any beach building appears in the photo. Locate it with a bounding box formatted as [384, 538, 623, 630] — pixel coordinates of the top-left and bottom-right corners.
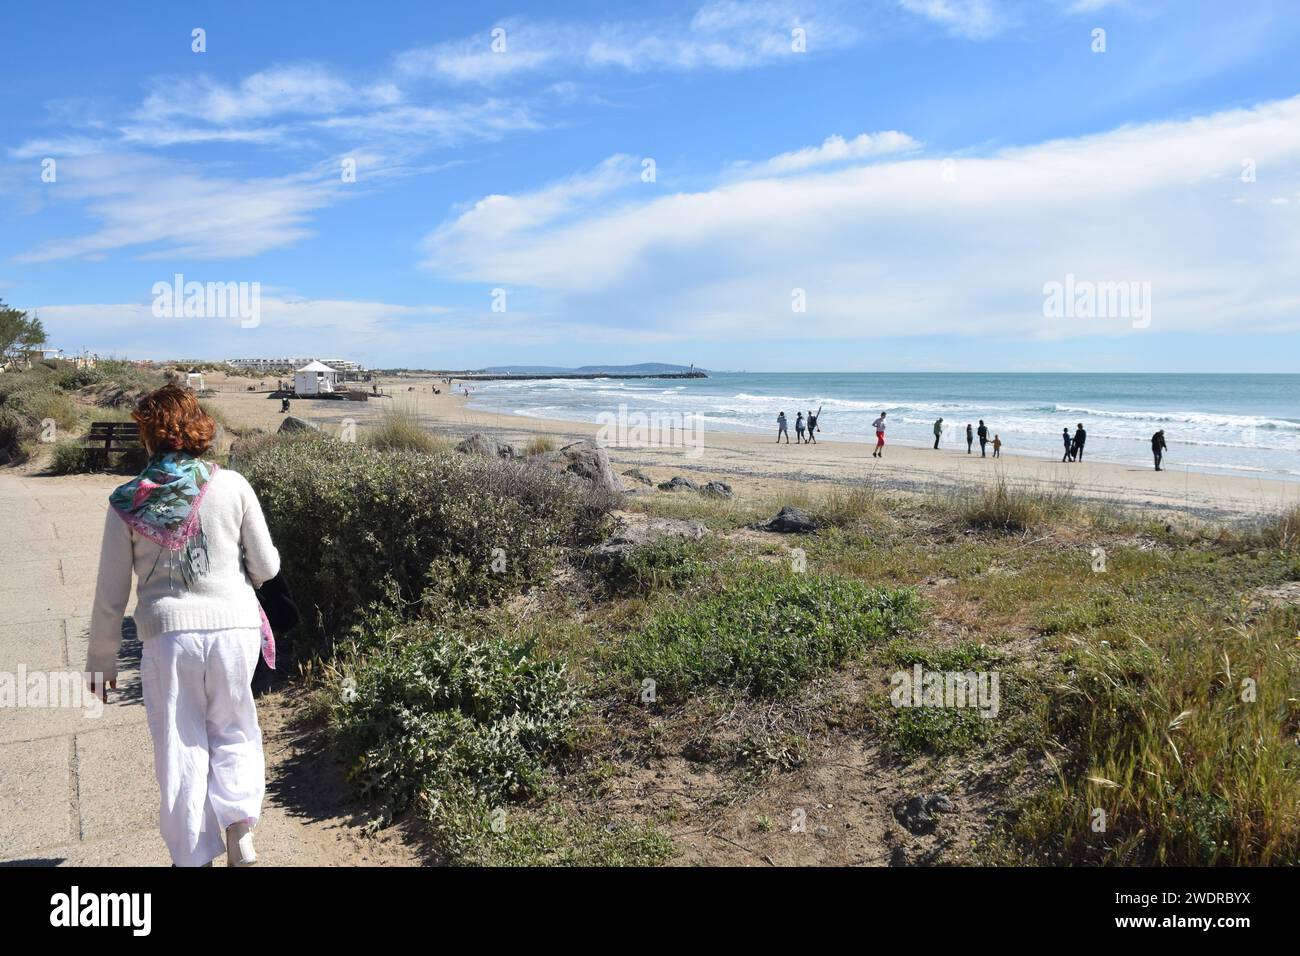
[293, 360, 339, 396]
[228, 356, 365, 374]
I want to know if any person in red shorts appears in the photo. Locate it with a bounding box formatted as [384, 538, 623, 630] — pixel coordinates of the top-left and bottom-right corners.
[872, 412, 887, 458]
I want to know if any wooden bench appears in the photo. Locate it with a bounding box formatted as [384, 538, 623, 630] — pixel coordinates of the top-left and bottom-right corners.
[83, 421, 143, 467]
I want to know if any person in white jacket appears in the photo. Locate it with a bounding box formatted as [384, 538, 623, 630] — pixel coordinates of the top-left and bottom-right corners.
[86, 383, 281, 867]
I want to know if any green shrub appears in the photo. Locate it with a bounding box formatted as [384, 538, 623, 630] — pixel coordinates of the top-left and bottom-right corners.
[0, 408, 19, 458]
[616, 573, 921, 701]
[48, 438, 91, 474]
[602, 536, 723, 594]
[238, 435, 616, 655]
[524, 435, 557, 456]
[54, 366, 105, 390]
[328, 621, 580, 863]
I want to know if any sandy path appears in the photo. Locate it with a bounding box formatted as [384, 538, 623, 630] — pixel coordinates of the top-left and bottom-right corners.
[0, 470, 422, 867]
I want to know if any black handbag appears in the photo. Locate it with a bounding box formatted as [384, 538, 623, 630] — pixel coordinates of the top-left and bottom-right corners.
[255, 571, 300, 635]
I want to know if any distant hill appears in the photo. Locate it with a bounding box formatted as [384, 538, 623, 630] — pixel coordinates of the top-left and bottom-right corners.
[480, 363, 704, 375]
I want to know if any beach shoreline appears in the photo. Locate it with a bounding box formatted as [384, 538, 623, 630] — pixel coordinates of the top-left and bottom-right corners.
[201, 372, 1300, 525]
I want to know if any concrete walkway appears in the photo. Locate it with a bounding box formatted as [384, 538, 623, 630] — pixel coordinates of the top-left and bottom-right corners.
[0, 471, 417, 867]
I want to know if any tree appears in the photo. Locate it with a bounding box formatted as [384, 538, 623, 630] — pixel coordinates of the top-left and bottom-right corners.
[0, 301, 47, 364]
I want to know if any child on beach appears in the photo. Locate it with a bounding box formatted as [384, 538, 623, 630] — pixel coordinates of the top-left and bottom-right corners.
[1061, 427, 1072, 462]
[992, 434, 1002, 458]
[776, 411, 790, 443]
[966, 423, 974, 454]
[872, 412, 887, 458]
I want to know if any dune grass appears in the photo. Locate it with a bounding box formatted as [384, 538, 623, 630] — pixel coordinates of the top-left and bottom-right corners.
[363, 408, 453, 455]
[524, 435, 557, 456]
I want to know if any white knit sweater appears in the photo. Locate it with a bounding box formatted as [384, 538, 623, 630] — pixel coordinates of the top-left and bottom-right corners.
[86, 468, 281, 682]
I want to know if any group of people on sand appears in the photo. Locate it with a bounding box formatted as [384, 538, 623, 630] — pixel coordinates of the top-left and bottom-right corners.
[777, 409, 1171, 471]
[933, 418, 1001, 458]
[775, 406, 822, 444]
[1061, 423, 1087, 461]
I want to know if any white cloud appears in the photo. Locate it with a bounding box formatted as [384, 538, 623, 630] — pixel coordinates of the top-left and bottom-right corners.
[420, 96, 1300, 343]
[17, 154, 343, 262]
[730, 131, 920, 178]
[395, 3, 857, 85]
[898, 0, 1003, 39]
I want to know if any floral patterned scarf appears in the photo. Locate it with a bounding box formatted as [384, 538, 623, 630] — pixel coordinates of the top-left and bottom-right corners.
[109, 451, 217, 553]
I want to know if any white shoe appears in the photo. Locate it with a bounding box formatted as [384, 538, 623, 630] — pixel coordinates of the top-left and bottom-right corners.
[226, 820, 258, 866]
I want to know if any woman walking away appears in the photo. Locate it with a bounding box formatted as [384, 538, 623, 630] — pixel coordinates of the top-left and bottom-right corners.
[86, 383, 280, 867]
[1061, 427, 1073, 462]
[872, 412, 887, 458]
[1151, 429, 1167, 471]
[776, 411, 790, 443]
[966, 423, 974, 454]
[795, 412, 806, 444]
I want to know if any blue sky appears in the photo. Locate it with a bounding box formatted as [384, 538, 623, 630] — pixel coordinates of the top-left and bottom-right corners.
[2, 0, 1298, 371]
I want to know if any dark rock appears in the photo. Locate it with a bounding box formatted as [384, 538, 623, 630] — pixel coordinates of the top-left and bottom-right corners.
[755, 505, 817, 534]
[527, 440, 622, 493]
[277, 416, 320, 434]
[553, 440, 623, 493]
[894, 794, 958, 835]
[657, 475, 698, 492]
[701, 480, 733, 499]
[455, 432, 517, 459]
[622, 468, 654, 486]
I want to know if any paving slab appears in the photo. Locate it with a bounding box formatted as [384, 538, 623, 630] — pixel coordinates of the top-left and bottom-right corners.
[75, 722, 157, 842]
[0, 735, 76, 856]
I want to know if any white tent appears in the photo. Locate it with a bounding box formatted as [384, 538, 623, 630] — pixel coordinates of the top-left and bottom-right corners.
[293, 360, 338, 396]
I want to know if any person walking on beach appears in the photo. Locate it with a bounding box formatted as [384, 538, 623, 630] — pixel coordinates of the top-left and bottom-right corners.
[872, 412, 887, 458]
[977, 420, 989, 457]
[933, 417, 944, 449]
[992, 434, 1002, 458]
[86, 383, 281, 867]
[795, 412, 806, 444]
[1061, 427, 1073, 462]
[806, 406, 821, 444]
[1073, 423, 1087, 462]
[1151, 429, 1167, 471]
[966, 423, 974, 454]
[777, 411, 790, 443]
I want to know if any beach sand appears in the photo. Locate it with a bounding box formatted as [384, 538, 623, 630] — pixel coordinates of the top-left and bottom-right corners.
[202, 372, 1300, 525]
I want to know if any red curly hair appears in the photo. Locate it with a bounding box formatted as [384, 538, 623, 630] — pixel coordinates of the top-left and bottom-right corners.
[132, 383, 216, 456]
